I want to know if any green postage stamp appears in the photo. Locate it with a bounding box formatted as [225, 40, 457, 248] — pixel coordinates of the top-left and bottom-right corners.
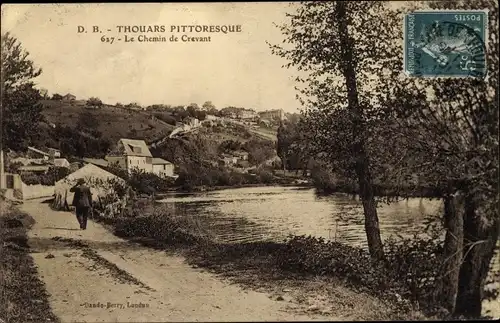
[404, 10, 488, 78]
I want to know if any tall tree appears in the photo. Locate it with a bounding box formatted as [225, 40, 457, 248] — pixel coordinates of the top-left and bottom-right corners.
[276, 122, 295, 171]
[270, 1, 402, 259]
[202, 101, 215, 111]
[1, 32, 44, 151]
[87, 97, 103, 108]
[379, 0, 499, 317]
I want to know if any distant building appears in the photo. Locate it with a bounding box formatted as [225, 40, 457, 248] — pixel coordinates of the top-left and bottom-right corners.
[219, 154, 238, 166]
[52, 158, 70, 168]
[184, 117, 200, 128]
[258, 109, 286, 121]
[62, 93, 76, 102]
[82, 158, 109, 168]
[233, 151, 249, 161]
[205, 115, 220, 121]
[74, 100, 86, 106]
[152, 158, 175, 178]
[259, 119, 272, 128]
[47, 148, 61, 158]
[237, 109, 258, 120]
[26, 146, 50, 161]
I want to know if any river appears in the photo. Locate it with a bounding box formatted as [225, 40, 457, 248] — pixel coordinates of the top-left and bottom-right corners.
[158, 186, 443, 247]
[158, 185, 499, 317]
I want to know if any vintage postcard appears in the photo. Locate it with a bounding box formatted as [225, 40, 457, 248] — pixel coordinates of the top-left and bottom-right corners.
[1, 2, 498, 323]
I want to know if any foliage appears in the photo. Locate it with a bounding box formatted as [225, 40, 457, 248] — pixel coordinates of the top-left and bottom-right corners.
[270, 1, 404, 260]
[310, 164, 357, 193]
[1, 32, 45, 152]
[243, 138, 275, 165]
[2, 85, 44, 151]
[1, 32, 42, 91]
[276, 122, 294, 170]
[86, 97, 103, 107]
[52, 124, 111, 158]
[20, 167, 70, 186]
[373, 0, 499, 317]
[76, 111, 100, 131]
[276, 234, 444, 316]
[104, 164, 175, 195]
[153, 112, 177, 125]
[218, 139, 243, 153]
[6, 161, 23, 173]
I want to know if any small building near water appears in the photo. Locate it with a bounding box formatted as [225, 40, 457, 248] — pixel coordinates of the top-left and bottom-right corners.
[53, 163, 125, 210]
[152, 158, 175, 178]
[53, 158, 70, 168]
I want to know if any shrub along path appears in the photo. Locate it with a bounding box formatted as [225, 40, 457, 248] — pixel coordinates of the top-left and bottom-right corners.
[20, 199, 344, 322]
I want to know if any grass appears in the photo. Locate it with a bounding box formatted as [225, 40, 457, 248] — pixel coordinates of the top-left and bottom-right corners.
[0, 200, 59, 323]
[40, 100, 175, 143]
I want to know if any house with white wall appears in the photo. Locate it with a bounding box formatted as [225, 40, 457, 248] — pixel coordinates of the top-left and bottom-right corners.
[105, 138, 176, 177]
[105, 138, 153, 174]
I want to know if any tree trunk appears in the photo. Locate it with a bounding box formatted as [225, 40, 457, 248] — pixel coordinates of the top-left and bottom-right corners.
[335, 1, 384, 260]
[355, 150, 384, 259]
[454, 195, 499, 318]
[438, 193, 464, 314]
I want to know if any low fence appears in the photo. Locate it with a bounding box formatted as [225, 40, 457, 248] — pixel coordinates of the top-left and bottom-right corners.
[2, 173, 54, 200]
[20, 182, 54, 200]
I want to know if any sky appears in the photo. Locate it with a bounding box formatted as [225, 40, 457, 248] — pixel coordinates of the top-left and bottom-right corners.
[1, 3, 303, 112]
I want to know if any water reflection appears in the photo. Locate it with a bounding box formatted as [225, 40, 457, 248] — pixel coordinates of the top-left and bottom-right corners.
[159, 186, 443, 248]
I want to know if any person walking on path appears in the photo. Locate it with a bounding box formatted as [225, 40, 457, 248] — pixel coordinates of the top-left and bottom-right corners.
[70, 178, 93, 230]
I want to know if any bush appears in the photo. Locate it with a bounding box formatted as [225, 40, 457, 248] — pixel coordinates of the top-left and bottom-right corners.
[20, 167, 70, 186]
[20, 172, 40, 185]
[105, 202, 209, 245]
[255, 168, 275, 184]
[276, 234, 443, 316]
[310, 167, 357, 193]
[128, 170, 175, 194]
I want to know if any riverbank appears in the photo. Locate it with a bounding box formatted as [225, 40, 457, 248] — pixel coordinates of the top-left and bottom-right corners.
[0, 200, 59, 323]
[159, 181, 313, 194]
[92, 199, 444, 320]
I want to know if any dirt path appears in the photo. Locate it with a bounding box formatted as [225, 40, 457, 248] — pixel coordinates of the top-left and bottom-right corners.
[21, 200, 337, 322]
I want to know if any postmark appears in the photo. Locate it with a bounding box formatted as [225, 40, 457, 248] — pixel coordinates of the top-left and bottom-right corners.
[404, 10, 488, 78]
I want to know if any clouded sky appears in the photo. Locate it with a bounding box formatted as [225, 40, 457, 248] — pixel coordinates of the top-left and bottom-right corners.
[1, 3, 302, 112]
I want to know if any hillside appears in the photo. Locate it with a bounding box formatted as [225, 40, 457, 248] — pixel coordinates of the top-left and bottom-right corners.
[151, 121, 278, 171]
[40, 100, 175, 144]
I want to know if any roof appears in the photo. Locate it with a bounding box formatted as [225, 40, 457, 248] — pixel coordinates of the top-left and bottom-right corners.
[152, 158, 173, 165]
[118, 139, 152, 157]
[19, 165, 50, 172]
[82, 158, 109, 168]
[55, 164, 126, 202]
[27, 146, 49, 156]
[53, 158, 70, 167]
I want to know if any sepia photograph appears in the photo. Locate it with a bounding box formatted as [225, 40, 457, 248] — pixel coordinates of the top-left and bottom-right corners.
[0, 1, 498, 322]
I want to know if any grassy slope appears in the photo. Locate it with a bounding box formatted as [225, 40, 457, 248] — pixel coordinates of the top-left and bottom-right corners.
[40, 100, 175, 144]
[0, 200, 60, 323]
